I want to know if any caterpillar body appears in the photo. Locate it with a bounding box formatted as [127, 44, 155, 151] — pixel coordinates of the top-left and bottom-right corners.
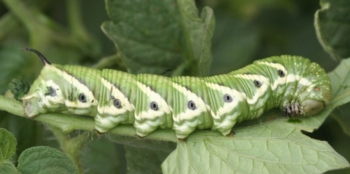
[22, 48, 331, 139]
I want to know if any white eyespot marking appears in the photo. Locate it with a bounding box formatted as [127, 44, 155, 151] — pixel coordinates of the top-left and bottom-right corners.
[50, 66, 98, 109]
[257, 61, 287, 73]
[206, 83, 245, 119]
[256, 62, 288, 90]
[97, 78, 134, 116]
[172, 83, 209, 122]
[233, 74, 270, 104]
[135, 81, 172, 120]
[24, 80, 65, 110]
[44, 80, 64, 105]
[256, 61, 312, 88]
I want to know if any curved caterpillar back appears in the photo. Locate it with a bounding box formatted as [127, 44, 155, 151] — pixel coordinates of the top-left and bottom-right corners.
[22, 48, 331, 139]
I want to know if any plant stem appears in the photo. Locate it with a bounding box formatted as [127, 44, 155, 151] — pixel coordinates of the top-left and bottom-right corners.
[0, 95, 178, 142]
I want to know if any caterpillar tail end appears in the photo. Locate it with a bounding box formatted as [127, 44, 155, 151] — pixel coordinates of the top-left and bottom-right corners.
[94, 129, 105, 136]
[22, 95, 42, 118]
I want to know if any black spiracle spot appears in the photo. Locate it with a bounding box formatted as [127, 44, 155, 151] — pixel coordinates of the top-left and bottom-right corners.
[254, 80, 262, 88]
[78, 93, 87, 103]
[188, 101, 196, 110]
[278, 69, 285, 77]
[224, 94, 233, 103]
[113, 99, 122, 108]
[45, 86, 56, 96]
[150, 101, 158, 111]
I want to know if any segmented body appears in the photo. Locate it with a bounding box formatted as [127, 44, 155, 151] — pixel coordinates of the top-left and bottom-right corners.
[22, 49, 331, 139]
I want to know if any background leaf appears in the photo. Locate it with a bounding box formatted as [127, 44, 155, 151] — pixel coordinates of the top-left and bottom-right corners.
[332, 107, 350, 137]
[0, 161, 17, 174]
[0, 128, 16, 162]
[102, 0, 214, 76]
[326, 58, 350, 139]
[315, 0, 350, 60]
[328, 58, 350, 108]
[17, 146, 77, 174]
[177, 0, 215, 76]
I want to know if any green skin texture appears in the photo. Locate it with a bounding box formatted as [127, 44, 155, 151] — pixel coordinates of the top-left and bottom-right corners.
[22, 55, 331, 139]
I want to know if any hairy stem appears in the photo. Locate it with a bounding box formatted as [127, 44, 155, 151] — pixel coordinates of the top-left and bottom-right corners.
[0, 95, 178, 142]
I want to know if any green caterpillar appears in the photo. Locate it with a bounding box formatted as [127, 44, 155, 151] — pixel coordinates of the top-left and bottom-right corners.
[22, 48, 331, 139]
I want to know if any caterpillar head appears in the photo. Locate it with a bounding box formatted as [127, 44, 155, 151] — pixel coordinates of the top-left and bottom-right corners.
[300, 85, 331, 116]
[301, 62, 332, 116]
[22, 48, 98, 117]
[286, 61, 332, 117]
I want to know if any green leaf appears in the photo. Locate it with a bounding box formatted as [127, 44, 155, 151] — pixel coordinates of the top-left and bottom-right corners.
[0, 128, 17, 162]
[102, 0, 214, 76]
[0, 113, 46, 160]
[177, 0, 215, 76]
[328, 58, 350, 108]
[332, 103, 350, 136]
[17, 146, 77, 174]
[0, 161, 17, 174]
[101, 0, 186, 74]
[315, 0, 350, 60]
[327, 58, 350, 136]
[162, 122, 349, 173]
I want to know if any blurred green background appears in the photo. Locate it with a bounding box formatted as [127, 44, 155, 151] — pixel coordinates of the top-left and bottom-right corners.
[0, 0, 348, 173]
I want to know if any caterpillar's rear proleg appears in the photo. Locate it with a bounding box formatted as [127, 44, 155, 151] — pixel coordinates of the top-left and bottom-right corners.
[177, 138, 186, 142]
[136, 134, 145, 139]
[94, 129, 104, 137]
[225, 130, 235, 137]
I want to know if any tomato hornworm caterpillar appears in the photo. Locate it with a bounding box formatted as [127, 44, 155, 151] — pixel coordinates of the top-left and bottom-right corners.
[21, 48, 331, 139]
